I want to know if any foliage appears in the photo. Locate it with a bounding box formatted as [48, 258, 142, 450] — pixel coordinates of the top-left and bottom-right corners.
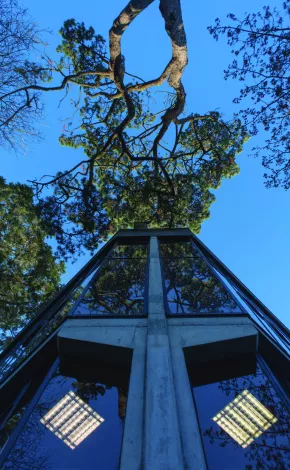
[1, 2, 247, 259]
[36, 18, 246, 258]
[209, 1, 290, 189]
[0, 177, 65, 350]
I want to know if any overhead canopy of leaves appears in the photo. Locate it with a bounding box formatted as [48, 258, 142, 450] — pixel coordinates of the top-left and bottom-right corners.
[0, 177, 65, 350]
[1, 1, 247, 259]
[209, 1, 290, 189]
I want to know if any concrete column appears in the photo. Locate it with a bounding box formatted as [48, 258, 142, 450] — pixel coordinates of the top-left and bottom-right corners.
[144, 237, 184, 470]
[120, 329, 146, 470]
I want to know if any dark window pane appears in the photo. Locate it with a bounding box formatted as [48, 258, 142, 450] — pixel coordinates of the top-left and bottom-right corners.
[163, 258, 242, 314]
[0, 385, 30, 454]
[190, 357, 290, 470]
[3, 359, 130, 470]
[109, 243, 147, 258]
[74, 259, 146, 316]
[160, 241, 197, 258]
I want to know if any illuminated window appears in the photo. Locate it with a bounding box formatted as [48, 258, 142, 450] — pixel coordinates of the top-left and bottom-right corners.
[40, 391, 104, 450]
[212, 389, 277, 448]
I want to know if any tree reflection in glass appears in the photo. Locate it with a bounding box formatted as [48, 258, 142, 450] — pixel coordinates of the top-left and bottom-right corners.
[3, 360, 129, 469]
[73, 243, 148, 317]
[190, 357, 290, 470]
[161, 242, 242, 314]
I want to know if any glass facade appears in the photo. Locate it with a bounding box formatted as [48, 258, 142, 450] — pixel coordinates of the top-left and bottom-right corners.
[72, 242, 148, 317]
[2, 358, 130, 469]
[0, 266, 98, 385]
[0, 231, 289, 470]
[189, 355, 290, 470]
[160, 241, 243, 315]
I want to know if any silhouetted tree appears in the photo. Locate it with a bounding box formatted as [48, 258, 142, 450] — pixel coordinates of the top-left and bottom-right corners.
[0, 0, 45, 151]
[209, 1, 290, 189]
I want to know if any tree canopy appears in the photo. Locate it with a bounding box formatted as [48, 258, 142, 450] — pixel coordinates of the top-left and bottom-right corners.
[0, 177, 65, 350]
[0, 0, 247, 259]
[209, 1, 290, 189]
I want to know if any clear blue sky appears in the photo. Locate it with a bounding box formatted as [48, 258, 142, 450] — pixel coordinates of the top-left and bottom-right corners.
[2, 0, 290, 328]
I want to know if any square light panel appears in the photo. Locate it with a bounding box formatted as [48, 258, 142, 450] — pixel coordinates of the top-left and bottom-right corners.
[40, 391, 104, 449]
[212, 389, 277, 448]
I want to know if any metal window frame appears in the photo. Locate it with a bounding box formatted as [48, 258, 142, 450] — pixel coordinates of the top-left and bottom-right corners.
[0, 235, 151, 385]
[158, 237, 248, 317]
[68, 239, 150, 319]
[0, 358, 59, 467]
[0, 347, 134, 468]
[191, 233, 290, 357]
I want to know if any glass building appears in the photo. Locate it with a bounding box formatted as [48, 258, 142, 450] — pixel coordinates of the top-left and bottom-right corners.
[0, 226, 289, 469]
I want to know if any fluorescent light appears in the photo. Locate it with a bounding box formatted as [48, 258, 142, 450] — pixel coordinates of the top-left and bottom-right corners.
[40, 391, 104, 450]
[212, 389, 277, 448]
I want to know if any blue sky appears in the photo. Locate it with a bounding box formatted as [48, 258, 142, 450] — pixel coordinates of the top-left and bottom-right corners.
[2, 0, 290, 328]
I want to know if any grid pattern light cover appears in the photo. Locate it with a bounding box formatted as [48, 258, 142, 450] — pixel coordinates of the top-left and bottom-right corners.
[212, 389, 277, 448]
[40, 391, 104, 449]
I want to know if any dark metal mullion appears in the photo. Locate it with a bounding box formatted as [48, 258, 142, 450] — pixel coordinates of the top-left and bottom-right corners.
[0, 234, 120, 362]
[0, 359, 59, 467]
[1, 255, 105, 377]
[0, 382, 30, 432]
[257, 354, 290, 411]
[238, 291, 283, 346]
[191, 234, 290, 348]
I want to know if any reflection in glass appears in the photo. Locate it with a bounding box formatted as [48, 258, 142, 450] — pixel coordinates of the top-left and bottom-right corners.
[3, 359, 130, 469]
[0, 386, 29, 454]
[40, 391, 105, 450]
[0, 267, 98, 385]
[74, 259, 147, 316]
[160, 241, 197, 258]
[212, 389, 277, 448]
[109, 243, 148, 259]
[190, 357, 290, 469]
[162, 257, 242, 314]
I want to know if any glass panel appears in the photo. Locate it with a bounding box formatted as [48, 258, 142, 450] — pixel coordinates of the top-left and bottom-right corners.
[74, 259, 146, 316]
[3, 359, 130, 469]
[190, 356, 290, 469]
[109, 243, 147, 259]
[0, 267, 98, 385]
[160, 241, 197, 258]
[0, 385, 30, 454]
[163, 257, 242, 314]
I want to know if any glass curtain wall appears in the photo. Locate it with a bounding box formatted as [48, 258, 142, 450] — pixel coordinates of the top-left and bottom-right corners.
[1, 357, 130, 470]
[160, 241, 243, 315]
[188, 354, 290, 470]
[71, 242, 149, 317]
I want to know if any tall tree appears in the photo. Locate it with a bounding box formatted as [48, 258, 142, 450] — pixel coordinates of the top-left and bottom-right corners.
[0, 177, 65, 350]
[209, 1, 290, 189]
[0, 0, 45, 151]
[1, 1, 247, 258]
